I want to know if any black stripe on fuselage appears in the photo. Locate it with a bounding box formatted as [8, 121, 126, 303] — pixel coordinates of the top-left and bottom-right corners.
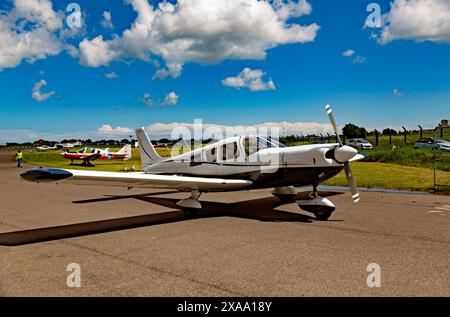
[157, 166, 344, 189]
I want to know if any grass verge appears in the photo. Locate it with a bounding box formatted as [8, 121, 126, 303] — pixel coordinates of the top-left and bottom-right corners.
[324, 162, 450, 192]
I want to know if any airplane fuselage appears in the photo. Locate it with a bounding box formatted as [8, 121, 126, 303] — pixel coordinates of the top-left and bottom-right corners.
[143, 137, 353, 189]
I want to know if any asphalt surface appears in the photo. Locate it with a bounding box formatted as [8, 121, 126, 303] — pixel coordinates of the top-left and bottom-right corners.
[0, 151, 449, 296]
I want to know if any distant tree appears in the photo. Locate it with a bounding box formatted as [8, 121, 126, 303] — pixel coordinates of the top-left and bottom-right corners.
[280, 135, 303, 144]
[381, 128, 397, 136]
[158, 138, 171, 144]
[342, 123, 367, 139]
[120, 138, 129, 144]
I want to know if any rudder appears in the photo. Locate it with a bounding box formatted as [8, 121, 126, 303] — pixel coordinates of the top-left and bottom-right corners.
[135, 127, 162, 168]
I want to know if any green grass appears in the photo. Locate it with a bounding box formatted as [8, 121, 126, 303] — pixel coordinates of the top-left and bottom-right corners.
[284, 132, 450, 172]
[22, 146, 186, 172]
[324, 162, 450, 192]
[359, 147, 450, 171]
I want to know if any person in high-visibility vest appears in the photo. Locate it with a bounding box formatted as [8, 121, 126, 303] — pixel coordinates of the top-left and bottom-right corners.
[15, 149, 23, 168]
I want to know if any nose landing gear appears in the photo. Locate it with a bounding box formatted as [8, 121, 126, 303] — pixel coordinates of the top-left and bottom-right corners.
[296, 185, 335, 221]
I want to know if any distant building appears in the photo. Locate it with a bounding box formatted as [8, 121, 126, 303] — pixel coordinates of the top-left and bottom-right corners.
[440, 119, 450, 132]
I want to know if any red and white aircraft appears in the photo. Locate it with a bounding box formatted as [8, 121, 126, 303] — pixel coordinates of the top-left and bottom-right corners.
[61, 144, 132, 165]
[21, 106, 362, 220]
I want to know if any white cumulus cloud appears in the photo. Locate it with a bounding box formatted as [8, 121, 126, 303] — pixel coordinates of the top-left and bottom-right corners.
[0, 0, 63, 70]
[144, 121, 334, 138]
[342, 49, 355, 57]
[31, 79, 55, 102]
[393, 88, 404, 97]
[342, 49, 366, 64]
[105, 71, 118, 79]
[222, 68, 276, 92]
[79, 35, 119, 67]
[14, 0, 63, 31]
[378, 0, 450, 44]
[101, 11, 113, 29]
[142, 93, 153, 106]
[163, 91, 179, 106]
[78, 0, 319, 77]
[98, 124, 134, 135]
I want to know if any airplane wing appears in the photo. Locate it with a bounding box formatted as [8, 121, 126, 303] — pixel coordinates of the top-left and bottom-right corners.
[20, 168, 253, 191]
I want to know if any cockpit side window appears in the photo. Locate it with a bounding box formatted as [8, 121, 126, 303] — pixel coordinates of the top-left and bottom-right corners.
[219, 142, 239, 161]
[244, 137, 259, 157]
[205, 147, 217, 163]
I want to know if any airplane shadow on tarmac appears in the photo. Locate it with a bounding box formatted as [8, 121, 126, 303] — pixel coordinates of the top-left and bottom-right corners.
[0, 191, 342, 246]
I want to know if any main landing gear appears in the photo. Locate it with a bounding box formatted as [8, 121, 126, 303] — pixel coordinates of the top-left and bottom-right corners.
[177, 190, 202, 216]
[271, 186, 297, 203]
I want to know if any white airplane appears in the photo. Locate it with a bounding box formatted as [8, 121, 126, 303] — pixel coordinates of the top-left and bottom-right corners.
[20, 105, 363, 220]
[36, 144, 58, 151]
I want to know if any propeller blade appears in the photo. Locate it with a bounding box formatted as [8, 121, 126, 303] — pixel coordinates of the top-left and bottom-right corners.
[325, 104, 343, 146]
[344, 162, 360, 203]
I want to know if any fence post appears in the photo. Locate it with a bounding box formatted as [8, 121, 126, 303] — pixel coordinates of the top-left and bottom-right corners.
[418, 125, 423, 138]
[433, 128, 437, 191]
[375, 129, 379, 146]
[389, 129, 392, 145]
[402, 127, 407, 145]
[327, 133, 331, 143]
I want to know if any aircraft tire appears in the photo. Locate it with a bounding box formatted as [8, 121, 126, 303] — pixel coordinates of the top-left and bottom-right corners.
[273, 194, 297, 203]
[313, 210, 332, 221]
[182, 208, 201, 217]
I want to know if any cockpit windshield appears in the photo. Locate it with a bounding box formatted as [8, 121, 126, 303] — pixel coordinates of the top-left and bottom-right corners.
[265, 137, 286, 148]
[243, 136, 285, 156]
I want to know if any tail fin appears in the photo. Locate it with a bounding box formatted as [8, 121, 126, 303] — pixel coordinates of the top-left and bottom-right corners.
[135, 127, 161, 168]
[117, 144, 132, 160]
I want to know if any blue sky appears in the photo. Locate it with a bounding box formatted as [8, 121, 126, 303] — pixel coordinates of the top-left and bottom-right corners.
[0, 0, 449, 142]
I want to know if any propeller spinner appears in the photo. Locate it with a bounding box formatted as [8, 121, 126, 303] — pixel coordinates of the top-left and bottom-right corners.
[326, 104, 360, 203]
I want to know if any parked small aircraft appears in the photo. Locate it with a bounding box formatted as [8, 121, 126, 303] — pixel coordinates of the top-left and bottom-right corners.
[21, 105, 362, 220]
[36, 145, 58, 151]
[60, 141, 83, 149]
[61, 144, 132, 165]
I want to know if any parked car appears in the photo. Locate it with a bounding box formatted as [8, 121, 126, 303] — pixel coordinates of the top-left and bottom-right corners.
[346, 138, 373, 150]
[414, 138, 450, 151]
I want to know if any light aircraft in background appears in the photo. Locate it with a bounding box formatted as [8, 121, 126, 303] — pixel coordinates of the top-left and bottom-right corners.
[61, 144, 132, 166]
[60, 141, 83, 149]
[36, 145, 58, 151]
[21, 105, 362, 220]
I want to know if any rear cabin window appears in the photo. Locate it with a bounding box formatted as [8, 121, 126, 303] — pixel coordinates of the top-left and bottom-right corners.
[220, 142, 238, 161]
[205, 148, 217, 163]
